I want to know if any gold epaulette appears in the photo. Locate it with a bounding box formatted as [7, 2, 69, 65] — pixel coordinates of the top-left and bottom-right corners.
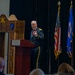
[38, 28, 42, 30]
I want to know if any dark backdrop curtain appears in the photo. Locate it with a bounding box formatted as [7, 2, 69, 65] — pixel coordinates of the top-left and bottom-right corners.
[10, 0, 75, 74]
[50, 0, 75, 73]
[10, 0, 49, 73]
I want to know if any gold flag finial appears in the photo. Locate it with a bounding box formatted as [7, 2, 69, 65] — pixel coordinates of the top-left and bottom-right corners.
[71, 0, 73, 8]
[58, 1, 61, 6]
[57, 1, 61, 16]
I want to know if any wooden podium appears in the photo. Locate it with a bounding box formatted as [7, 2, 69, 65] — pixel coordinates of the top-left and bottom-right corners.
[11, 39, 35, 75]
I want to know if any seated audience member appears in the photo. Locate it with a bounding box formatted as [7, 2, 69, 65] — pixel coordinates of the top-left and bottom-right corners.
[57, 63, 75, 75]
[0, 57, 5, 75]
[29, 68, 45, 75]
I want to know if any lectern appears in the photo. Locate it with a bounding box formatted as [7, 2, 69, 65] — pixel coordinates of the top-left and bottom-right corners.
[11, 39, 35, 75]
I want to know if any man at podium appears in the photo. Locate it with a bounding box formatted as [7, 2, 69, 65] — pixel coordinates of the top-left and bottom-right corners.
[30, 20, 44, 71]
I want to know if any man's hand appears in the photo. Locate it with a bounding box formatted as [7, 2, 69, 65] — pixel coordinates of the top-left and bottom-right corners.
[33, 31, 38, 37]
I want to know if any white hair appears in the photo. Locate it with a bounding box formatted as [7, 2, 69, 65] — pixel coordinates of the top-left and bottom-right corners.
[31, 20, 37, 24]
[29, 69, 45, 75]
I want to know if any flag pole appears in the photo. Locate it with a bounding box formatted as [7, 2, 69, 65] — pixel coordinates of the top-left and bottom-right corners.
[48, 0, 51, 73]
[57, 1, 61, 67]
[70, 0, 74, 68]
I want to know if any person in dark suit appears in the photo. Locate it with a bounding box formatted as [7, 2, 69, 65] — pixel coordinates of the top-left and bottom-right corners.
[30, 20, 44, 71]
[0, 57, 5, 75]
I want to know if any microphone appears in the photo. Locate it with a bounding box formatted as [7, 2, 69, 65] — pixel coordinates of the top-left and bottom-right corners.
[32, 30, 38, 37]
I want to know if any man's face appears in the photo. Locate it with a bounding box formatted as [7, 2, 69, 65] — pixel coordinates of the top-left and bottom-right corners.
[31, 21, 37, 30]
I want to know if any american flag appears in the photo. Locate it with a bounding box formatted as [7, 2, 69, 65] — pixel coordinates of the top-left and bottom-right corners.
[54, 7, 62, 59]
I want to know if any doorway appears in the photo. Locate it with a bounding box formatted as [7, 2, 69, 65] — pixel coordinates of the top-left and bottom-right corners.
[0, 32, 5, 57]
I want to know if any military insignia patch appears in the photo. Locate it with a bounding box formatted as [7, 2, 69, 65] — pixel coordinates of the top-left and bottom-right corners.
[10, 23, 14, 30]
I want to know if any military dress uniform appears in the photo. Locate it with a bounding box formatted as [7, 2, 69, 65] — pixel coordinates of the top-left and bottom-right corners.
[30, 27, 44, 71]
